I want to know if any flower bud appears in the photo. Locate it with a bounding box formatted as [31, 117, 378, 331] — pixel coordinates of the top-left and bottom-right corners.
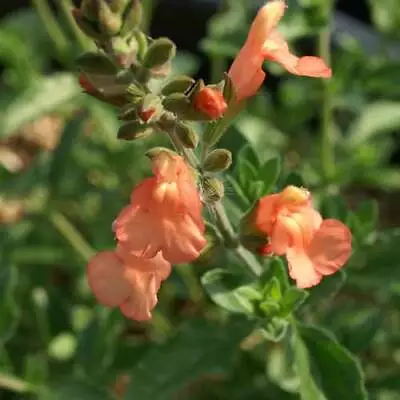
[143, 38, 176, 70]
[145, 147, 177, 160]
[202, 177, 225, 204]
[97, 1, 122, 36]
[72, 8, 105, 40]
[193, 87, 227, 120]
[161, 76, 195, 96]
[175, 123, 199, 149]
[117, 121, 153, 141]
[138, 94, 163, 123]
[120, 0, 143, 36]
[107, 0, 131, 14]
[203, 149, 232, 173]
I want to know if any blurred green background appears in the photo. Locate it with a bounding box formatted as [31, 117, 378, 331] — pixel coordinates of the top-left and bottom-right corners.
[0, 0, 399, 399]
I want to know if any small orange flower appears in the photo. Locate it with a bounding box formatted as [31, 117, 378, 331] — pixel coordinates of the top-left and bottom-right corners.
[193, 87, 227, 119]
[113, 151, 206, 264]
[88, 251, 171, 321]
[252, 186, 351, 288]
[228, 0, 332, 101]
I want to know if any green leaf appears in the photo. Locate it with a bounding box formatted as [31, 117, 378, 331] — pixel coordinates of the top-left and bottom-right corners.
[201, 269, 259, 314]
[45, 380, 114, 400]
[261, 318, 289, 343]
[124, 318, 251, 400]
[348, 101, 400, 146]
[48, 113, 86, 196]
[261, 257, 290, 293]
[279, 288, 309, 317]
[259, 157, 281, 194]
[292, 326, 325, 400]
[1, 73, 81, 137]
[0, 262, 20, 343]
[297, 324, 367, 400]
[306, 270, 347, 307]
[262, 277, 282, 301]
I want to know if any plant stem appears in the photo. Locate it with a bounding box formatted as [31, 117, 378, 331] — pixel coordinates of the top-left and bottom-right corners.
[31, 0, 69, 58]
[213, 202, 262, 277]
[58, 0, 92, 52]
[49, 212, 95, 262]
[319, 3, 335, 180]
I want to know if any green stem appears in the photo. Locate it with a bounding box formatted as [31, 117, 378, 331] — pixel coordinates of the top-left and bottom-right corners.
[213, 202, 263, 277]
[58, 0, 92, 52]
[319, 4, 335, 180]
[31, 0, 69, 58]
[49, 212, 95, 262]
[0, 374, 38, 394]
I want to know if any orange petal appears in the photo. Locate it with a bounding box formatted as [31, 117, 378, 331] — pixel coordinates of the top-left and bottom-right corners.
[247, 1, 287, 49]
[270, 217, 292, 255]
[120, 270, 159, 321]
[286, 247, 322, 289]
[254, 193, 280, 234]
[87, 251, 131, 307]
[263, 30, 332, 78]
[307, 219, 352, 275]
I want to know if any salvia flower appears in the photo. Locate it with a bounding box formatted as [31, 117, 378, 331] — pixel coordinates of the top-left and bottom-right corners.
[228, 0, 332, 101]
[251, 186, 352, 288]
[113, 150, 206, 264]
[88, 250, 171, 321]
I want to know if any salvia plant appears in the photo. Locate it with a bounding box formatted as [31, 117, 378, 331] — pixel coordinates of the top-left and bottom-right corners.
[1, 0, 400, 399]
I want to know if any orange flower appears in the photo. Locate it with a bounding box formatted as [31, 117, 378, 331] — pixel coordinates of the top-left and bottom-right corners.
[228, 0, 332, 101]
[113, 151, 206, 264]
[253, 186, 351, 288]
[88, 251, 171, 321]
[193, 87, 228, 119]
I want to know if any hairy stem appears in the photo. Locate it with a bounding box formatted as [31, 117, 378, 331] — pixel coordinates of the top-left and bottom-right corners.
[319, 3, 335, 180]
[31, 0, 69, 59]
[58, 0, 92, 52]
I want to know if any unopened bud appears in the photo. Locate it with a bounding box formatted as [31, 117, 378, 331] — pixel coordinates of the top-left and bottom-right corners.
[120, 0, 143, 36]
[72, 9, 104, 40]
[163, 93, 191, 115]
[203, 149, 232, 173]
[202, 177, 225, 203]
[175, 123, 199, 149]
[138, 94, 163, 123]
[145, 147, 177, 160]
[193, 87, 227, 120]
[118, 121, 153, 141]
[143, 38, 176, 69]
[108, 0, 131, 14]
[98, 1, 122, 36]
[161, 76, 195, 96]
